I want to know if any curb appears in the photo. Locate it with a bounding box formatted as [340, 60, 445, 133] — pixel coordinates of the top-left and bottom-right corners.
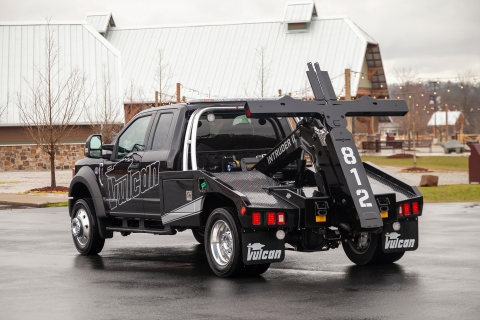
[0, 200, 49, 208]
[0, 197, 69, 208]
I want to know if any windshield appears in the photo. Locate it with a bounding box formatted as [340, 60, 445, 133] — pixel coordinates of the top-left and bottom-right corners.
[195, 112, 290, 151]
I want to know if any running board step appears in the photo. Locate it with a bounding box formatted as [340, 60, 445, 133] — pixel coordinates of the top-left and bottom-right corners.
[106, 227, 176, 235]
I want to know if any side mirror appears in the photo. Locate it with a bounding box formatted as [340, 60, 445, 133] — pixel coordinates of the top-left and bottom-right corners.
[101, 143, 114, 159]
[85, 134, 102, 158]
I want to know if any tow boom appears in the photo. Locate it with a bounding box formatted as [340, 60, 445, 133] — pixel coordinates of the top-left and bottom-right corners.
[245, 62, 408, 229]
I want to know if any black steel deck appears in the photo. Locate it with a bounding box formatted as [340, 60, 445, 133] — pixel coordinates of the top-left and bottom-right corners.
[212, 171, 296, 209]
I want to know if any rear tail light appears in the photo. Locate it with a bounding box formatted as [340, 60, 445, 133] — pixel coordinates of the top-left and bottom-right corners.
[412, 202, 419, 214]
[246, 108, 251, 117]
[403, 203, 411, 215]
[277, 212, 285, 225]
[267, 212, 276, 225]
[252, 212, 261, 225]
[398, 205, 403, 217]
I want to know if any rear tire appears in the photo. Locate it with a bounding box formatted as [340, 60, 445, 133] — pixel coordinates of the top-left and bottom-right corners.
[192, 228, 205, 244]
[71, 199, 105, 255]
[342, 232, 379, 265]
[372, 246, 405, 264]
[342, 232, 406, 265]
[205, 207, 244, 278]
[254, 263, 271, 275]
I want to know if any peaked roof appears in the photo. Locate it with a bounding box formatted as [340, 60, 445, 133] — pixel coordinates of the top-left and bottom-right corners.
[0, 20, 122, 125]
[107, 15, 378, 102]
[427, 111, 465, 126]
[86, 12, 115, 34]
[284, 1, 317, 23]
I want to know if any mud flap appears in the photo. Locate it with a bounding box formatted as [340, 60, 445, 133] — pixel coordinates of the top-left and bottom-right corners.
[382, 219, 419, 253]
[242, 231, 285, 265]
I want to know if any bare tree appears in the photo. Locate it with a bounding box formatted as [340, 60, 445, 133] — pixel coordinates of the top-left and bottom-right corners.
[394, 68, 421, 140]
[124, 79, 146, 123]
[88, 65, 123, 144]
[0, 92, 9, 123]
[255, 46, 272, 97]
[456, 70, 476, 113]
[16, 21, 90, 188]
[454, 70, 479, 133]
[153, 49, 174, 104]
[395, 68, 418, 85]
[242, 82, 251, 98]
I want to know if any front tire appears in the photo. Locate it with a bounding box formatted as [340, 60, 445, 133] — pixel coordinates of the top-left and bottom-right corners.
[71, 199, 105, 255]
[205, 207, 244, 277]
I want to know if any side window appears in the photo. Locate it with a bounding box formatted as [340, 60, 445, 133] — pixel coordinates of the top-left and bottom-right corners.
[116, 115, 152, 158]
[151, 113, 174, 150]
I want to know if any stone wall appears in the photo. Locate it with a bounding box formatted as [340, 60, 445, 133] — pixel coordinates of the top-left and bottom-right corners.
[0, 144, 85, 171]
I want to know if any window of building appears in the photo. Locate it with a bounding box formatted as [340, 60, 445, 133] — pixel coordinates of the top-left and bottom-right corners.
[287, 22, 308, 31]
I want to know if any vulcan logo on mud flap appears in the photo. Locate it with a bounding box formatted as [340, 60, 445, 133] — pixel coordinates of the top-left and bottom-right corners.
[246, 243, 281, 261]
[267, 135, 296, 164]
[384, 232, 415, 249]
[106, 159, 160, 210]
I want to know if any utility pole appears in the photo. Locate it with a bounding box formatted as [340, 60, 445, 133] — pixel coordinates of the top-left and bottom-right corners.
[345, 68, 353, 132]
[412, 96, 416, 168]
[176, 83, 181, 103]
[445, 103, 449, 140]
[429, 81, 438, 142]
[155, 91, 159, 107]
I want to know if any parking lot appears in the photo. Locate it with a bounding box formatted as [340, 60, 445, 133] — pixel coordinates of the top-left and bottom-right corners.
[0, 202, 479, 319]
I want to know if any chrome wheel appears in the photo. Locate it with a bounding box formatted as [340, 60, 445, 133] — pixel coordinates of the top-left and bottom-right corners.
[210, 220, 233, 266]
[72, 208, 90, 248]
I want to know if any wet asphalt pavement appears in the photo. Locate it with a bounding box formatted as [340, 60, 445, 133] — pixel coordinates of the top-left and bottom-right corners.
[1, 203, 479, 319]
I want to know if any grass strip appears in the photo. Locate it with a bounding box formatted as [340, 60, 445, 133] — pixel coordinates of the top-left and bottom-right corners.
[362, 156, 468, 172]
[45, 202, 69, 207]
[419, 185, 480, 203]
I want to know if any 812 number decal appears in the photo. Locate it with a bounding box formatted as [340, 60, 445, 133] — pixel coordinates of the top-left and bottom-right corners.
[341, 147, 372, 208]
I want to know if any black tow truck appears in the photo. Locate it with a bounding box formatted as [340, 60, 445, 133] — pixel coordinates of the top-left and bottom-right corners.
[69, 63, 423, 277]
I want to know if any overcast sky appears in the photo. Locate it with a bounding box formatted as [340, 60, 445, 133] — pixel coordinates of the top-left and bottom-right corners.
[1, 0, 478, 84]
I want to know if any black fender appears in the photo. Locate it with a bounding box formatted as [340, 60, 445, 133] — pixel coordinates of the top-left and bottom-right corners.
[69, 166, 113, 239]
